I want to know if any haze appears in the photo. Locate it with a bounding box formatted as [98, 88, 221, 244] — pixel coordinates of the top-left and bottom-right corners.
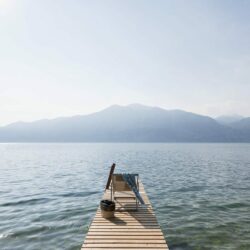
[0, 0, 250, 126]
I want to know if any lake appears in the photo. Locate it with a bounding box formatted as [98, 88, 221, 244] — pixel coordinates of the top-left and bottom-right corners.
[0, 143, 250, 250]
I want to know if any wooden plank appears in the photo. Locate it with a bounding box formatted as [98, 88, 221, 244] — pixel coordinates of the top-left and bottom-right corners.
[88, 228, 163, 232]
[86, 230, 163, 237]
[81, 180, 168, 250]
[82, 243, 167, 248]
[82, 248, 168, 250]
[84, 239, 167, 243]
[86, 236, 165, 239]
[90, 227, 161, 229]
[82, 249, 167, 250]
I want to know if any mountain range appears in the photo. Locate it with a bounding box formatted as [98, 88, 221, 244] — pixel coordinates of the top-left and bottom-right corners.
[0, 104, 250, 142]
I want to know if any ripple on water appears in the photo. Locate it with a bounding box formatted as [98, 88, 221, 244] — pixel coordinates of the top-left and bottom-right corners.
[0, 143, 250, 250]
[1, 198, 52, 207]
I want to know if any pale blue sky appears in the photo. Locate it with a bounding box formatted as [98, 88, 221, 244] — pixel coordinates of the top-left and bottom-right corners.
[0, 0, 250, 125]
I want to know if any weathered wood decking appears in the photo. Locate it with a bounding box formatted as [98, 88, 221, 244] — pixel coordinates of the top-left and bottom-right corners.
[82, 180, 169, 250]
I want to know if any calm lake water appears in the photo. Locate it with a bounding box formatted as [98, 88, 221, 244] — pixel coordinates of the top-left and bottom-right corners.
[0, 143, 250, 250]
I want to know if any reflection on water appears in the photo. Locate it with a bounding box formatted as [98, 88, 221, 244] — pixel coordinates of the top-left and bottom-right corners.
[0, 143, 250, 250]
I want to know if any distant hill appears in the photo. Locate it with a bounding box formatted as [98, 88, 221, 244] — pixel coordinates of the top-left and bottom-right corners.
[0, 104, 249, 142]
[230, 117, 250, 130]
[215, 115, 244, 125]
[228, 118, 250, 140]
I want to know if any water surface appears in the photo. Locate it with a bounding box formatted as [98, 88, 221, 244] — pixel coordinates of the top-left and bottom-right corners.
[0, 143, 250, 250]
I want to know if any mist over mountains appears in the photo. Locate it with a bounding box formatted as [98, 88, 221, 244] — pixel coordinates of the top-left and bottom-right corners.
[0, 104, 249, 142]
[215, 115, 244, 125]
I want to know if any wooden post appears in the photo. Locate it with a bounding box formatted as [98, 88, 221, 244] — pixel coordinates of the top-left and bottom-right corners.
[105, 163, 116, 190]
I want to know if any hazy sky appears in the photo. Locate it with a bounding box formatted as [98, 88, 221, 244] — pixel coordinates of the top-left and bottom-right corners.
[0, 0, 250, 125]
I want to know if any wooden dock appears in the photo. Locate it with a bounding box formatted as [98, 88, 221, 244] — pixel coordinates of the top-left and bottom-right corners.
[82, 180, 169, 250]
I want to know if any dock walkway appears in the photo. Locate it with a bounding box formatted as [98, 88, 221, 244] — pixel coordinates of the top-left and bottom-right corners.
[82, 180, 169, 250]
